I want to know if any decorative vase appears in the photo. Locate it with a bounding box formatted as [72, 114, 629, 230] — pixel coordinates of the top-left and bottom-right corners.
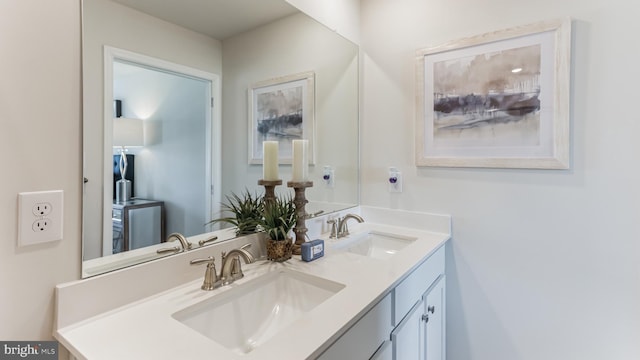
[266, 237, 293, 262]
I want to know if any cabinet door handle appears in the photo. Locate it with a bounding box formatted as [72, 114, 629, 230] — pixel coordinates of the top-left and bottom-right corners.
[428, 305, 435, 314]
[421, 314, 429, 323]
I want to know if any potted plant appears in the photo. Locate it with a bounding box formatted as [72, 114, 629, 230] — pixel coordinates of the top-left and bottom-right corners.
[208, 190, 264, 236]
[259, 194, 297, 262]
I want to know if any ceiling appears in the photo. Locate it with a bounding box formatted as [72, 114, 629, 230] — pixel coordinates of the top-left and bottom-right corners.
[112, 0, 299, 40]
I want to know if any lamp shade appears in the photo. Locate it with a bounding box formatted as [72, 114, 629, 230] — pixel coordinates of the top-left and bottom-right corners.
[113, 117, 144, 147]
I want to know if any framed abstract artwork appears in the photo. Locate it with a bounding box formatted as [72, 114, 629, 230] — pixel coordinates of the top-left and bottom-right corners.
[248, 71, 315, 165]
[416, 18, 572, 169]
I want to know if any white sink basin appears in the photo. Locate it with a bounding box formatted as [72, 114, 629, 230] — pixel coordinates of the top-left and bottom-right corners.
[335, 231, 417, 259]
[172, 269, 345, 354]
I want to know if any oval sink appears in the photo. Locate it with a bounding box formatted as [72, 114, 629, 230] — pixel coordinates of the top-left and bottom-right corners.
[172, 268, 345, 354]
[334, 231, 417, 259]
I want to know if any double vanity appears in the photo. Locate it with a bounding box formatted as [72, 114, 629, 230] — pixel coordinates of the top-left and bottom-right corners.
[55, 206, 450, 359]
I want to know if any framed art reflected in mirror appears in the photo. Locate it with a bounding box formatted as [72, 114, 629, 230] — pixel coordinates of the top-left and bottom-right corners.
[248, 71, 315, 165]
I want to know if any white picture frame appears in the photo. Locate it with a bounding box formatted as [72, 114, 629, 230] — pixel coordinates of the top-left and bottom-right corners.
[248, 71, 315, 165]
[416, 18, 572, 169]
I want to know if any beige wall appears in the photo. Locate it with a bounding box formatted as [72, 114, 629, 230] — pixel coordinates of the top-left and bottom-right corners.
[221, 12, 359, 205]
[0, 0, 81, 347]
[360, 0, 640, 359]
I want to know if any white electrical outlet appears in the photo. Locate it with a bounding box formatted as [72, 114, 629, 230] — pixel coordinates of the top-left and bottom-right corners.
[389, 167, 403, 193]
[32, 218, 52, 232]
[33, 202, 53, 217]
[323, 165, 335, 188]
[18, 190, 63, 246]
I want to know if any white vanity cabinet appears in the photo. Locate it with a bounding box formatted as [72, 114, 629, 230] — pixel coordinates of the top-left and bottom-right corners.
[317, 294, 393, 360]
[55, 209, 451, 360]
[391, 244, 446, 360]
[392, 275, 445, 360]
[317, 245, 446, 360]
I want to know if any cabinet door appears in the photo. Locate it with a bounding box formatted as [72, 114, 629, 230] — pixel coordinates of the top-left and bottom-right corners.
[424, 276, 445, 360]
[391, 298, 425, 360]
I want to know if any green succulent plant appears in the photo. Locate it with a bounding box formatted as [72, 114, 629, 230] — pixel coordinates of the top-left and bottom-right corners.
[259, 195, 297, 241]
[208, 190, 264, 236]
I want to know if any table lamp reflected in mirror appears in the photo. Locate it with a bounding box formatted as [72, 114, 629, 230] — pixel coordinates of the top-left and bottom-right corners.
[113, 116, 144, 203]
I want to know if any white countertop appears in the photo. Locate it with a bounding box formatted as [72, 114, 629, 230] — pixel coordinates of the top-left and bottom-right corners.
[55, 209, 450, 360]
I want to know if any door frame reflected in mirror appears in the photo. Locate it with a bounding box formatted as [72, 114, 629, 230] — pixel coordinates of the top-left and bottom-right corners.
[83, 46, 221, 267]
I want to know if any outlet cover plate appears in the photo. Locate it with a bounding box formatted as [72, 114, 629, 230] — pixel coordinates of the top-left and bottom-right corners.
[389, 167, 403, 193]
[18, 190, 63, 246]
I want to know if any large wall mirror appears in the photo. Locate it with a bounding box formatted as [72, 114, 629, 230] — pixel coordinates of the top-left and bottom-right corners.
[82, 0, 360, 277]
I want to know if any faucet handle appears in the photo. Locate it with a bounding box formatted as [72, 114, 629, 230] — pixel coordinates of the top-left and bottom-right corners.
[190, 256, 221, 291]
[198, 235, 218, 247]
[156, 246, 181, 254]
[327, 219, 338, 238]
[190, 256, 215, 266]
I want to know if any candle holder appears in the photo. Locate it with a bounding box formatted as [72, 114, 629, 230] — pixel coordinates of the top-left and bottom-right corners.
[258, 179, 282, 205]
[287, 180, 313, 255]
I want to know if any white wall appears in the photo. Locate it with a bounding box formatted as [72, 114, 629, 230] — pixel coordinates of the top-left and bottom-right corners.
[286, 0, 360, 45]
[360, 0, 640, 359]
[0, 0, 81, 351]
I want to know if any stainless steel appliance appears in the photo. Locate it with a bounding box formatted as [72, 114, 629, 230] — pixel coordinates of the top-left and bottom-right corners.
[112, 199, 165, 253]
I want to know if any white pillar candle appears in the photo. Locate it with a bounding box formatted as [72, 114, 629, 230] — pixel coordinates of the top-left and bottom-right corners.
[263, 141, 279, 180]
[291, 139, 308, 182]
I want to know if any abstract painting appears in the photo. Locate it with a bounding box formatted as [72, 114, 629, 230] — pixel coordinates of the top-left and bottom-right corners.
[249, 72, 315, 164]
[416, 18, 572, 169]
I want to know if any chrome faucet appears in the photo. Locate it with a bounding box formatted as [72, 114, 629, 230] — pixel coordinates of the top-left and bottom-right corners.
[190, 244, 255, 291]
[337, 214, 364, 238]
[220, 244, 255, 285]
[157, 232, 193, 254]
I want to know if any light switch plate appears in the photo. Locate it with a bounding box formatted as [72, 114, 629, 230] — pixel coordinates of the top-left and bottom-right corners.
[18, 190, 63, 246]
